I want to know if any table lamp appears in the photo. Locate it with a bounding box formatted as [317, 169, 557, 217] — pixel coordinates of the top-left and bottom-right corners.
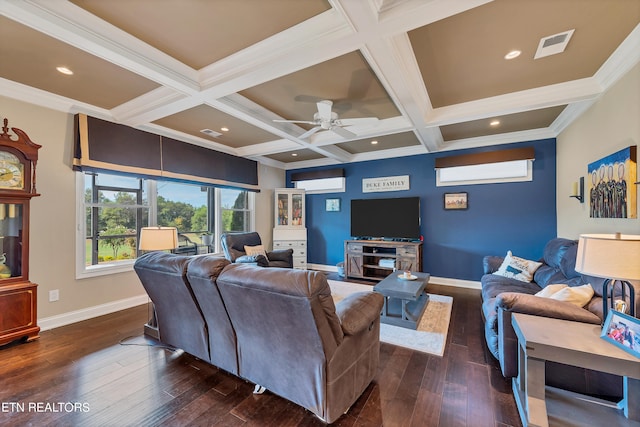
[138, 226, 178, 338]
[139, 226, 178, 252]
[575, 233, 640, 322]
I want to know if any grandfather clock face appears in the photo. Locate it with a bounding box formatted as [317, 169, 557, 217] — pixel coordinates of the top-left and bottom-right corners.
[0, 151, 24, 190]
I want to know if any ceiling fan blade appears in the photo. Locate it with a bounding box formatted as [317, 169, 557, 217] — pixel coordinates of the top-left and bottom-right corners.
[336, 117, 379, 126]
[273, 119, 317, 125]
[316, 100, 333, 121]
[298, 126, 322, 139]
[331, 126, 356, 139]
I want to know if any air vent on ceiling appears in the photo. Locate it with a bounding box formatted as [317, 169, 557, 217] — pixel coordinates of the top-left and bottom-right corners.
[200, 128, 222, 138]
[534, 29, 575, 59]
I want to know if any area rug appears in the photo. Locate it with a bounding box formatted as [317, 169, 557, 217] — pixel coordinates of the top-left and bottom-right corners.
[328, 280, 453, 357]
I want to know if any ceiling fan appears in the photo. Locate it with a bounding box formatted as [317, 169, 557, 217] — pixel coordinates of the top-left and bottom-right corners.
[274, 100, 379, 139]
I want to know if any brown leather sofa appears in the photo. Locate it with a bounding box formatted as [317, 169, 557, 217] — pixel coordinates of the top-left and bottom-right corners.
[134, 252, 383, 423]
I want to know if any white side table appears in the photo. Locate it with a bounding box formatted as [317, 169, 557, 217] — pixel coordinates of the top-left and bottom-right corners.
[511, 313, 640, 427]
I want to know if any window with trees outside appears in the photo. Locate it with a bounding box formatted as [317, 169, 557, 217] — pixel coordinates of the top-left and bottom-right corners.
[77, 171, 254, 278]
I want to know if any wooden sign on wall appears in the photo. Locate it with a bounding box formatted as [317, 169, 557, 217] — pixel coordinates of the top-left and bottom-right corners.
[362, 175, 410, 193]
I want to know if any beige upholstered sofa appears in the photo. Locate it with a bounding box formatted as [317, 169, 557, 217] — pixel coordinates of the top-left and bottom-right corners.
[134, 252, 383, 423]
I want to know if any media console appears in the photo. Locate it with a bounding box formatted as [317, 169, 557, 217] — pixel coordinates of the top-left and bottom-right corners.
[344, 240, 423, 281]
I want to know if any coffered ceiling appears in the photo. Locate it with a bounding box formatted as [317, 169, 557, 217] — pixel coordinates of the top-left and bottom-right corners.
[1, 0, 638, 169]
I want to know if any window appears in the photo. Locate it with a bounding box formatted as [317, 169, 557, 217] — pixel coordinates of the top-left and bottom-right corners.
[436, 159, 533, 186]
[218, 188, 254, 233]
[76, 172, 254, 278]
[294, 177, 345, 193]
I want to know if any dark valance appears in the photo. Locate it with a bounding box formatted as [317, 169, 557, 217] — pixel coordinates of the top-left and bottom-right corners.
[434, 147, 535, 169]
[73, 114, 259, 190]
[290, 168, 345, 181]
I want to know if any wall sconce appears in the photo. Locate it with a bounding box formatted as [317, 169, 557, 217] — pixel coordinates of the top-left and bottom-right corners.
[570, 176, 584, 203]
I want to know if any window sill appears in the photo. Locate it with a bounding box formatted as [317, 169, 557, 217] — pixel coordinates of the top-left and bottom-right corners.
[76, 260, 136, 280]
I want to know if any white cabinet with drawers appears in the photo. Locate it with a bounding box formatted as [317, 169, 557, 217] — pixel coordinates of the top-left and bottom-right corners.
[273, 237, 307, 269]
[273, 189, 307, 269]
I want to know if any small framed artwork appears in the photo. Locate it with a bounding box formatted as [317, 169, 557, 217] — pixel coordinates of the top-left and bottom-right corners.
[444, 192, 468, 210]
[601, 310, 640, 359]
[325, 198, 341, 212]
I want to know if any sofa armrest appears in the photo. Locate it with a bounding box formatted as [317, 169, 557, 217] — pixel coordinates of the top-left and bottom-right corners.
[336, 292, 384, 335]
[234, 254, 268, 267]
[483, 256, 504, 274]
[496, 292, 601, 324]
[266, 248, 294, 264]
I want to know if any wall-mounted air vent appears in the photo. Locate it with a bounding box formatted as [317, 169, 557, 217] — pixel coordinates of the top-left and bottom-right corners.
[534, 29, 575, 59]
[200, 128, 222, 137]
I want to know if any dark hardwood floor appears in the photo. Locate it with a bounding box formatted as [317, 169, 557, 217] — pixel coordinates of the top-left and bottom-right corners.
[0, 278, 522, 426]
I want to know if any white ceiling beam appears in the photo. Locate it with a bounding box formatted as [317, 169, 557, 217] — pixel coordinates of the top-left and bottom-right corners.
[426, 78, 604, 127]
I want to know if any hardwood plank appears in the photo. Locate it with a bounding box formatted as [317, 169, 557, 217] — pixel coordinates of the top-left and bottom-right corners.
[439, 382, 468, 427]
[466, 362, 494, 427]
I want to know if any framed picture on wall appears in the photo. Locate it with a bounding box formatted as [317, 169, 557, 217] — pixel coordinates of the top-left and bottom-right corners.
[444, 192, 468, 210]
[326, 198, 341, 212]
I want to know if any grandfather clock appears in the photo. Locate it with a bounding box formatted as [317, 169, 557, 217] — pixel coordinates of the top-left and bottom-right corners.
[0, 118, 41, 346]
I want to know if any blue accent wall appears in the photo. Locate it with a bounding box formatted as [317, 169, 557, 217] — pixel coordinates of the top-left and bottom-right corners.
[286, 139, 557, 281]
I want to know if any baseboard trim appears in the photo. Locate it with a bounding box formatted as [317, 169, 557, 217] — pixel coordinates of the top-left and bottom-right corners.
[310, 263, 481, 289]
[39, 294, 149, 332]
[429, 275, 481, 290]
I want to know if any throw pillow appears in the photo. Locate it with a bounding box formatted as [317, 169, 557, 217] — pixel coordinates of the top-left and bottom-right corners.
[549, 283, 594, 308]
[244, 244, 269, 260]
[493, 251, 542, 282]
[535, 284, 568, 298]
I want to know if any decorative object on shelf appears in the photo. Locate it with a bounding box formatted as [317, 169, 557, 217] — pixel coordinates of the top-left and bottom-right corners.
[575, 233, 639, 321]
[587, 146, 637, 218]
[0, 117, 42, 346]
[601, 309, 640, 359]
[0, 253, 11, 279]
[570, 176, 584, 202]
[325, 198, 340, 212]
[443, 192, 468, 210]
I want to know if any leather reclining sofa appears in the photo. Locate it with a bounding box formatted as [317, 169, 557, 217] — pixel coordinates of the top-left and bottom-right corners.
[481, 237, 640, 399]
[134, 252, 384, 423]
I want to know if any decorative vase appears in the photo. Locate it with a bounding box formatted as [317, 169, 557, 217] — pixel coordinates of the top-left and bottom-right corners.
[0, 253, 11, 278]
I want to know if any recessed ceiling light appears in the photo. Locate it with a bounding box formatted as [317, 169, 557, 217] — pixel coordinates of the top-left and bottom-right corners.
[291, 153, 298, 157]
[504, 50, 521, 60]
[56, 66, 74, 75]
[371, 140, 379, 145]
[220, 127, 229, 132]
[490, 120, 500, 127]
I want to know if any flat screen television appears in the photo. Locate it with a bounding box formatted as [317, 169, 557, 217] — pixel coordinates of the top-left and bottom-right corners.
[350, 197, 421, 240]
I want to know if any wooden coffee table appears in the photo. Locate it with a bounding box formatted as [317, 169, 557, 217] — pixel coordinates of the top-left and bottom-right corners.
[373, 272, 430, 329]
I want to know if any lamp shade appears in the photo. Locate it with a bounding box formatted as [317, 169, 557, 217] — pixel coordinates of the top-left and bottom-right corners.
[575, 234, 640, 281]
[139, 227, 178, 251]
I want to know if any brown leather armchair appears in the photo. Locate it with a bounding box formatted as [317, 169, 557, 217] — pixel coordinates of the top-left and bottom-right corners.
[220, 231, 293, 268]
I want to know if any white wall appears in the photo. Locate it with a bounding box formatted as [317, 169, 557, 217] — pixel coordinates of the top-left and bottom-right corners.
[255, 163, 285, 250]
[557, 62, 640, 238]
[0, 95, 285, 327]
